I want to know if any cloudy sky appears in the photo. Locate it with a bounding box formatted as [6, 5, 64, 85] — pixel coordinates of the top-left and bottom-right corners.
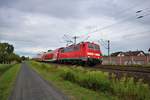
[0, 0, 150, 57]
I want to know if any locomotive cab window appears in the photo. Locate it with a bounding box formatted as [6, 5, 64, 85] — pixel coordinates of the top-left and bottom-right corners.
[88, 43, 100, 50]
[88, 43, 94, 49]
[94, 45, 100, 50]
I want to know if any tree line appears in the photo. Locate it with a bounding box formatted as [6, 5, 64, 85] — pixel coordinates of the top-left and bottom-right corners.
[0, 42, 22, 64]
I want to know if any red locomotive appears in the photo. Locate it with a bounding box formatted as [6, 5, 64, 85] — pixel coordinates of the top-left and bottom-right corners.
[35, 42, 103, 66]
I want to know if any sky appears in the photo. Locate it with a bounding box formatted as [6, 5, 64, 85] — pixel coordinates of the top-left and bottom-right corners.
[0, 0, 150, 57]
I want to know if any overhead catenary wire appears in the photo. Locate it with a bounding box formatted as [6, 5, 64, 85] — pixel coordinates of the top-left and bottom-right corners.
[63, 0, 150, 45]
[136, 13, 150, 19]
[85, 11, 150, 36]
[77, 0, 150, 38]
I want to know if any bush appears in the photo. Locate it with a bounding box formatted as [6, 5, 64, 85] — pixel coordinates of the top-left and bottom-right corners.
[59, 67, 110, 92]
[59, 66, 150, 100]
[88, 71, 110, 91]
[59, 67, 76, 82]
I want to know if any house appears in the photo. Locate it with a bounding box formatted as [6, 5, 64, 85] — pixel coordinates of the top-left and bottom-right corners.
[102, 50, 149, 65]
[124, 51, 146, 56]
[111, 52, 124, 57]
[111, 51, 146, 57]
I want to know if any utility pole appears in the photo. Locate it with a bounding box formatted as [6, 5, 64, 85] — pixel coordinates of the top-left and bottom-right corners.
[98, 39, 111, 64]
[98, 39, 110, 56]
[107, 40, 111, 64]
[148, 48, 150, 64]
[72, 36, 79, 45]
[108, 40, 110, 56]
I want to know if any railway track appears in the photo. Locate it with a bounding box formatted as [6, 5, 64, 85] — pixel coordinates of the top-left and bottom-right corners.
[51, 63, 150, 73]
[41, 62, 150, 84]
[56, 63, 150, 84]
[94, 65, 150, 73]
[89, 65, 150, 84]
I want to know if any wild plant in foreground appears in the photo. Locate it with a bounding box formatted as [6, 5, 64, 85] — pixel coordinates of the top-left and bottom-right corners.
[111, 76, 150, 100]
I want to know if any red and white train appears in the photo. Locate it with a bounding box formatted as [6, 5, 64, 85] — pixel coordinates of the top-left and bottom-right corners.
[34, 42, 103, 66]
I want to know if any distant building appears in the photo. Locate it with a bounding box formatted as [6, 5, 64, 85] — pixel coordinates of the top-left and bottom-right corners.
[103, 50, 149, 65]
[111, 52, 124, 57]
[111, 51, 146, 57]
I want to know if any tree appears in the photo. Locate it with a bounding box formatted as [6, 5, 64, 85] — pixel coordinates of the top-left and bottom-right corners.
[48, 50, 53, 52]
[21, 56, 26, 61]
[0, 42, 21, 64]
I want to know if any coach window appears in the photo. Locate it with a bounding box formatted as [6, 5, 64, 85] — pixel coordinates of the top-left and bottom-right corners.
[70, 47, 73, 52]
[61, 49, 64, 53]
[67, 47, 71, 52]
[74, 45, 80, 51]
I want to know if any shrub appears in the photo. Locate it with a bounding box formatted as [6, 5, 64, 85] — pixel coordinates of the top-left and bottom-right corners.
[78, 71, 110, 91]
[59, 67, 110, 92]
[59, 67, 76, 82]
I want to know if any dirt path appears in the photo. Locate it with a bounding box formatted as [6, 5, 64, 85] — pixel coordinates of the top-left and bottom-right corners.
[9, 62, 68, 100]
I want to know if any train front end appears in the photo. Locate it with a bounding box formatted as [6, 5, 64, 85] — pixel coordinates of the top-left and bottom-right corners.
[85, 42, 103, 65]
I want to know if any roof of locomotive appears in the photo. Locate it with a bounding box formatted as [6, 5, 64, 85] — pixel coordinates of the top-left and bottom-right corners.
[66, 41, 99, 48]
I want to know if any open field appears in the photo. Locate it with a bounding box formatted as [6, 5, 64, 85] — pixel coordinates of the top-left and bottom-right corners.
[0, 64, 20, 100]
[39, 62, 150, 85]
[29, 61, 150, 100]
[29, 61, 118, 100]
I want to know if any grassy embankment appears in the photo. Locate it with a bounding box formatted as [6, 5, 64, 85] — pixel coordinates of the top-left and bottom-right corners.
[29, 61, 150, 100]
[0, 64, 12, 76]
[0, 64, 21, 100]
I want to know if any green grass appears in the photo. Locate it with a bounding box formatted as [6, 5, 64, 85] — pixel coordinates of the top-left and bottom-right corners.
[29, 61, 150, 100]
[0, 64, 21, 100]
[58, 67, 111, 92]
[0, 64, 13, 76]
[29, 61, 118, 100]
[111, 76, 150, 100]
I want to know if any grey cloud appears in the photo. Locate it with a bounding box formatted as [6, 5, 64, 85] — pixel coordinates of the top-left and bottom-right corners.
[0, 0, 150, 56]
[0, 0, 85, 19]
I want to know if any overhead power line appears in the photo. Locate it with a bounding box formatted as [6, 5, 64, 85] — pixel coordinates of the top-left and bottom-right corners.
[136, 13, 150, 19]
[76, 0, 150, 38]
[63, 1, 150, 45]
[80, 8, 150, 38]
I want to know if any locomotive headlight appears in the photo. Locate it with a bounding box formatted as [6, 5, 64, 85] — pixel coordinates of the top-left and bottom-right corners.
[95, 53, 100, 56]
[87, 52, 93, 55]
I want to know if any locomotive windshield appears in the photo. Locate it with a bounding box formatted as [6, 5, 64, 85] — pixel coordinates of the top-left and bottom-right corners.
[88, 43, 100, 50]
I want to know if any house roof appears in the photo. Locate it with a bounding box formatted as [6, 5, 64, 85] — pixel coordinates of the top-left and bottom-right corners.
[111, 51, 146, 56]
[111, 51, 123, 56]
[145, 53, 150, 56]
[124, 51, 145, 56]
